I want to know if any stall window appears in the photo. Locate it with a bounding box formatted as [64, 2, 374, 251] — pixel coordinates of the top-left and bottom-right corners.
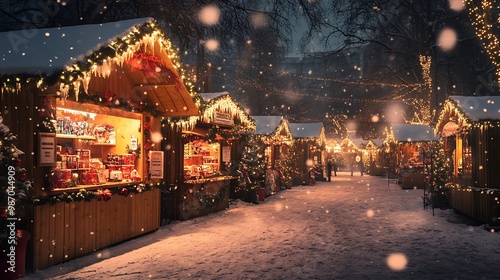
[53, 101, 143, 190]
[462, 136, 472, 177]
[183, 140, 220, 179]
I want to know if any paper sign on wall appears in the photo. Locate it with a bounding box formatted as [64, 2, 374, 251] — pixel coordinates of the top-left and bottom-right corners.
[39, 133, 56, 167]
[149, 151, 164, 179]
[222, 146, 231, 163]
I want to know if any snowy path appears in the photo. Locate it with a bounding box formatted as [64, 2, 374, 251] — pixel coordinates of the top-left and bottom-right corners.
[25, 173, 500, 279]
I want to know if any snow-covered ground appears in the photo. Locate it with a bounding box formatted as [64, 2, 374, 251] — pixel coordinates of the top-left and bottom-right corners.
[24, 172, 500, 279]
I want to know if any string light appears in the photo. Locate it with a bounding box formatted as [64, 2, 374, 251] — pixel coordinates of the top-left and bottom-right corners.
[1, 19, 202, 111]
[466, 0, 500, 85]
[418, 55, 432, 123]
[174, 94, 255, 131]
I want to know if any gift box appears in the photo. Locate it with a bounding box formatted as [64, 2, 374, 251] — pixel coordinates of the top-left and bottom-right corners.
[108, 165, 121, 172]
[121, 165, 134, 179]
[82, 171, 99, 185]
[123, 154, 136, 165]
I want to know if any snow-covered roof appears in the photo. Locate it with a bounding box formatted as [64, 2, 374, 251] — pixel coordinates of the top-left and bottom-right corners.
[350, 137, 369, 149]
[449, 95, 500, 121]
[199, 92, 230, 102]
[370, 139, 383, 148]
[289, 122, 323, 138]
[0, 18, 152, 76]
[251, 116, 284, 135]
[391, 123, 438, 142]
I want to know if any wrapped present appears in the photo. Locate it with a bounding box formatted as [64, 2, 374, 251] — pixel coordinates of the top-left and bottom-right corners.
[123, 154, 136, 165]
[121, 165, 134, 179]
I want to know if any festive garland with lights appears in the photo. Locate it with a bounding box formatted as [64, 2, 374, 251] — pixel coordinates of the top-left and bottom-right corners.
[194, 185, 229, 208]
[30, 182, 165, 206]
[466, 0, 500, 86]
[1, 19, 203, 116]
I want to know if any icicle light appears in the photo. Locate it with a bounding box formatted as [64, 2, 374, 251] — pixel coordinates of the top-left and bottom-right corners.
[435, 99, 472, 135]
[2, 19, 200, 109]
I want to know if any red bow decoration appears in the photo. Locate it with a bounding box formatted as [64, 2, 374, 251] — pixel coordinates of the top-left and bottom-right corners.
[104, 89, 117, 105]
[143, 139, 153, 150]
[136, 101, 145, 111]
[97, 189, 113, 201]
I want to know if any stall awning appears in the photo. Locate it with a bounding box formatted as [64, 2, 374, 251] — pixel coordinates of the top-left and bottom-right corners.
[391, 123, 438, 142]
[0, 18, 200, 118]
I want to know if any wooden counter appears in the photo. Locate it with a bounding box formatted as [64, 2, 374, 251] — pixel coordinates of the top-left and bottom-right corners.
[175, 176, 234, 221]
[32, 187, 160, 270]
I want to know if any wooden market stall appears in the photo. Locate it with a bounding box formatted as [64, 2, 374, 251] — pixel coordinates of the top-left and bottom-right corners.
[337, 133, 367, 173]
[0, 18, 200, 272]
[289, 122, 326, 185]
[167, 92, 255, 221]
[435, 96, 500, 226]
[251, 116, 294, 194]
[384, 123, 438, 189]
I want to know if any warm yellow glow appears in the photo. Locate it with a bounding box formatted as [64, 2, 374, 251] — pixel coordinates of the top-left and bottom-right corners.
[466, 0, 500, 85]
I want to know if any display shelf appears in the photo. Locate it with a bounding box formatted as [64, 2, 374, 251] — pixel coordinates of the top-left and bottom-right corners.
[56, 134, 96, 140]
[51, 180, 144, 194]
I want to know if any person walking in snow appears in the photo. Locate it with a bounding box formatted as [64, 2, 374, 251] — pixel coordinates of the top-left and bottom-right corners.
[327, 160, 332, 182]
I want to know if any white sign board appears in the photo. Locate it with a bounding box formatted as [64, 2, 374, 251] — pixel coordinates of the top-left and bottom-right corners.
[39, 133, 56, 167]
[149, 151, 164, 179]
[213, 111, 234, 126]
[222, 146, 231, 163]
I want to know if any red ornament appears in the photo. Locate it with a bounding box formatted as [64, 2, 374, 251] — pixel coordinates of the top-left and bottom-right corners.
[12, 158, 21, 167]
[17, 173, 26, 182]
[121, 187, 129, 196]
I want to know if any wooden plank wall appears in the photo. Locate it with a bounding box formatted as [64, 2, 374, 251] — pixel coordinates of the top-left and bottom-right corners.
[32, 188, 160, 270]
[162, 123, 183, 220]
[449, 188, 500, 225]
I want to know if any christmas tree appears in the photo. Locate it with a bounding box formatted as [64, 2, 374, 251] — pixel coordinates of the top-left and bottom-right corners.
[236, 134, 267, 202]
[0, 117, 31, 237]
[275, 147, 298, 189]
[425, 141, 451, 208]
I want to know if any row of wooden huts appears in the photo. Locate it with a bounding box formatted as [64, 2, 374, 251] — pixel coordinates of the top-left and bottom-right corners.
[0, 18, 327, 277]
[325, 98, 500, 229]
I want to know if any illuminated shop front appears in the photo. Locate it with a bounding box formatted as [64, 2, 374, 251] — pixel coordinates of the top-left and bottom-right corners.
[289, 122, 326, 185]
[251, 116, 295, 195]
[170, 92, 255, 220]
[435, 96, 500, 226]
[384, 123, 438, 189]
[0, 18, 200, 271]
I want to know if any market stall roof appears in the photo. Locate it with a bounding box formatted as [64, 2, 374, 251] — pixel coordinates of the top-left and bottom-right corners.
[289, 122, 323, 138]
[252, 116, 284, 135]
[391, 123, 438, 142]
[369, 139, 383, 148]
[447, 96, 500, 122]
[192, 91, 254, 130]
[289, 122, 326, 147]
[0, 18, 200, 117]
[199, 92, 231, 102]
[0, 18, 148, 75]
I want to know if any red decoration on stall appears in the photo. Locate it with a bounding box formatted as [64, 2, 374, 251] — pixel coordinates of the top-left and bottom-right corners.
[97, 189, 113, 201]
[120, 187, 129, 196]
[104, 89, 117, 105]
[126, 51, 181, 87]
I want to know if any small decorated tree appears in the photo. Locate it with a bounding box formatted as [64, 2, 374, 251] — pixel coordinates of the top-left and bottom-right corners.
[236, 134, 267, 203]
[0, 117, 31, 238]
[275, 148, 298, 189]
[426, 141, 451, 208]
